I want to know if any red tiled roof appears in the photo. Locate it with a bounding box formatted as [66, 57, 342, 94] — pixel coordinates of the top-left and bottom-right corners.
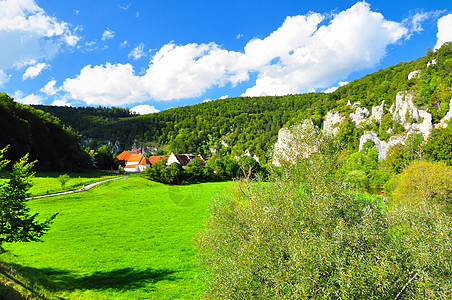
[128, 153, 143, 163]
[117, 151, 132, 161]
[117, 150, 141, 161]
[148, 156, 168, 164]
[124, 164, 138, 169]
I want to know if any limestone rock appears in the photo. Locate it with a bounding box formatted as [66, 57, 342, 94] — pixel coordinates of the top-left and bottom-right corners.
[439, 97, 452, 128]
[323, 111, 344, 135]
[408, 70, 420, 80]
[427, 59, 437, 68]
[370, 100, 385, 122]
[359, 131, 405, 160]
[350, 106, 369, 126]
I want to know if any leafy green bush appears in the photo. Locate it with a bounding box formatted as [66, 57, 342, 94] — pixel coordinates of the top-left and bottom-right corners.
[196, 122, 452, 299]
[424, 127, 452, 166]
[392, 160, 452, 209]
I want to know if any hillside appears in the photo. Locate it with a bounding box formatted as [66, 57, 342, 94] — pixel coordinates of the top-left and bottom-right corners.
[0, 93, 91, 170]
[31, 43, 452, 159]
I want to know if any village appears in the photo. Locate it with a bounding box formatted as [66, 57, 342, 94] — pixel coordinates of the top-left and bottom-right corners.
[116, 150, 209, 173]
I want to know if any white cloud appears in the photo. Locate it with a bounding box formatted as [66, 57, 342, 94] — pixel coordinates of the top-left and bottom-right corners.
[23, 62, 48, 80]
[0, 70, 10, 87]
[51, 99, 72, 107]
[120, 40, 128, 48]
[62, 1, 408, 106]
[130, 104, 159, 115]
[0, 0, 79, 70]
[408, 12, 429, 34]
[236, 34, 243, 39]
[63, 63, 147, 106]
[40, 80, 59, 95]
[242, 1, 408, 96]
[128, 43, 146, 60]
[323, 81, 349, 93]
[85, 41, 98, 52]
[119, 3, 131, 11]
[101, 28, 115, 41]
[13, 91, 43, 105]
[435, 14, 452, 50]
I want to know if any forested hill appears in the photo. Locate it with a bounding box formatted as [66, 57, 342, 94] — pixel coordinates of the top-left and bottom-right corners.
[34, 43, 452, 159]
[0, 93, 91, 170]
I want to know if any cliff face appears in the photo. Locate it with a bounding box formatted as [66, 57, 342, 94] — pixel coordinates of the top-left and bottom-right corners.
[274, 62, 452, 162]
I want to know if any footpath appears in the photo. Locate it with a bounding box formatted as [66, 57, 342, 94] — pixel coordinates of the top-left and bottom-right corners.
[28, 176, 127, 200]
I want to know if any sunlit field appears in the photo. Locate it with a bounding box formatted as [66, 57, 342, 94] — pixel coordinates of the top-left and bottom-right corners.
[1, 175, 231, 299]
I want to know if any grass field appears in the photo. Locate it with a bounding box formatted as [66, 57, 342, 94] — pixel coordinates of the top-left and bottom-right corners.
[1, 174, 231, 299]
[28, 171, 121, 197]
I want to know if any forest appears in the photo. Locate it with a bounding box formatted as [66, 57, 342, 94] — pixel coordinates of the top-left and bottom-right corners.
[0, 93, 91, 171]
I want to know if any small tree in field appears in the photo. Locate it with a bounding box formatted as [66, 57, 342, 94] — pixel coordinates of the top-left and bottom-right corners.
[0, 147, 57, 253]
[57, 174, 70, 190]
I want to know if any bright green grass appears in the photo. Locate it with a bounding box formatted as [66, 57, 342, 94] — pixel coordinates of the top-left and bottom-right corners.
[28, 171, 121, 197]
[1, 177, 231, 299]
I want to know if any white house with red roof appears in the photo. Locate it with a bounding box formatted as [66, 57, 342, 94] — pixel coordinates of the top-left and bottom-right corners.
[116, 150, 150, 173]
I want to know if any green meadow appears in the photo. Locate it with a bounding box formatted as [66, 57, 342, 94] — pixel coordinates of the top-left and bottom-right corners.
[29, 171, 121, 197]
[1, 174, 231, 299]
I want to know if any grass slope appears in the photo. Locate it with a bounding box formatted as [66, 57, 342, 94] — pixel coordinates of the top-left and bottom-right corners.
[28, 171, 121, 197]
[1, 175, 231, 299]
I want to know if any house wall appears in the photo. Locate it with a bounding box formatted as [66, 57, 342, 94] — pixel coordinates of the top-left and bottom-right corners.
[166, 153, 180, 166]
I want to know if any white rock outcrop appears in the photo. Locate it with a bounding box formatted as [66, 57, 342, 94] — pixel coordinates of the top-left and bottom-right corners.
[427, 59, 437, 68]
[350, 106, 369, 126]
[370, 100, 385, 122]
[439, 97, 452, 128]
[408, 70, 421, 80]
[391, 92, 433, 137]
[359, 131, 406, 160]
[323, 111, 344, 135]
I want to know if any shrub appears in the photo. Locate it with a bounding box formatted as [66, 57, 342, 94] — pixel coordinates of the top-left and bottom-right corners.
[392, 160, 452, 208]
[196, 121, 452, 299]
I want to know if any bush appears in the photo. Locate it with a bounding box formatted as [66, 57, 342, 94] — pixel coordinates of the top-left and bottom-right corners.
[196, 121, 452, 299]
[392, 160, 452, 208]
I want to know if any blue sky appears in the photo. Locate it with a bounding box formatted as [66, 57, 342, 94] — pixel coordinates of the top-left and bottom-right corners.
[1, 0, 451, 114]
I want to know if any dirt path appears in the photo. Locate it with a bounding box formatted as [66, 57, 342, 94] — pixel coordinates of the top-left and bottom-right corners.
[28, 176, 127, 200]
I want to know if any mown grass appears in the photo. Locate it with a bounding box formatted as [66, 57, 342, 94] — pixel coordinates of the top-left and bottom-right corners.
[1, 175, 231, 299]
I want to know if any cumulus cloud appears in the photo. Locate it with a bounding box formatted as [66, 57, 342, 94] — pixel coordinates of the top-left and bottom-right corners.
[63, 1, 409, 106]
[0, 0, 79, 70]
[128, 43, 146, 60]
[51, 99, 72, 107]
[130, 104, 160, 115]
[242, 2, 408, 96]
[101, 28, 115, 41]
[13, 91, 43, 105]
[63, 63, 147, 106]
[40, 80, 59, 95]
[23, 62, 48, 80]
[435, 14, 452, 50]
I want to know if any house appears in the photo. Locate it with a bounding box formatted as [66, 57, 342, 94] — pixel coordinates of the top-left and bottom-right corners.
[117, 150, 141, 166]
[166, 153, 204, 169]
[116, 150, 150, 173]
